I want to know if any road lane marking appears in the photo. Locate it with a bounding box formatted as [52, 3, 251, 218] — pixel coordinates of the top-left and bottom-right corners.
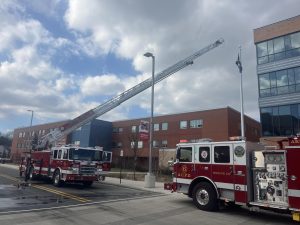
[32, 185, 90, 203]
[0, 174, 90, 203]
[0, 174, 20, 182]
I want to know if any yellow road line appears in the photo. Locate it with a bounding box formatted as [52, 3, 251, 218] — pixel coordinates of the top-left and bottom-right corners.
[0, 174, 20, 182]
[32, 185, 90, 203]
[0, 174, 90, 203]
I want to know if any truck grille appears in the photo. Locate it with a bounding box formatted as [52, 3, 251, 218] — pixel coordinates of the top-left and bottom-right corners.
[80, 165, 96, 175]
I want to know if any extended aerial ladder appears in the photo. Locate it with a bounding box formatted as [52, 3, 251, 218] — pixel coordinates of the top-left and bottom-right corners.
[38, 38, 224, 149]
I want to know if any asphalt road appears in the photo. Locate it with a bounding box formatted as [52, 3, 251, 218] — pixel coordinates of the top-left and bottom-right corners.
[0, 165, 163, 213]
[0, 164, 295, 225]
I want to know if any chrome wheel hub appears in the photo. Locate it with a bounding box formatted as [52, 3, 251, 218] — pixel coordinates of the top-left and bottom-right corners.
[196, 189, 209, 206]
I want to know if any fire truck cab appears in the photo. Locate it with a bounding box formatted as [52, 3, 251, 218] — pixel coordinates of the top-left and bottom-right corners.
[20, 145, 112, 187]
[164, 136, 300, 221]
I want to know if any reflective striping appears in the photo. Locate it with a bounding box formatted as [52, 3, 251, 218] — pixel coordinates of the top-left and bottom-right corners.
[173, 177, 191, 184]
[234, 184, 247, 191]
[215, 182, 234, 190]
[173, 177, 247, 191]
[34, 167, 97, 175]
[288, 189, 300, 197]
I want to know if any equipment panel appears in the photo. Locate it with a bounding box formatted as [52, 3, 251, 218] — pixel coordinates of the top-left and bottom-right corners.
[252, 151, 288, 206]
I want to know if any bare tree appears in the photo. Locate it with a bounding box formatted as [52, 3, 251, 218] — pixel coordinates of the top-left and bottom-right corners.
[128, 132, 139, 180]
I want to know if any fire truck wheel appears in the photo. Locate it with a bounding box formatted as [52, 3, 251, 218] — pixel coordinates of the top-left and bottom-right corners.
[53, 170, 62, 187]
[192, 182, 218, 211]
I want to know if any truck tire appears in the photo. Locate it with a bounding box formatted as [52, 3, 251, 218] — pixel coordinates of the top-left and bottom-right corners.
[83, 181, 93, 187]
[192, 182, 218, 211]
[53, 170, 62, 187]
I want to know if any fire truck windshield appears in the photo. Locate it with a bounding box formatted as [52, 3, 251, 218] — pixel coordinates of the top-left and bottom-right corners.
[69, 148, 102, 161]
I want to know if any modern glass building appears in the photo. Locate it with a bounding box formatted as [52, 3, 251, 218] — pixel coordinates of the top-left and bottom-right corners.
[254, 15, 300, 137]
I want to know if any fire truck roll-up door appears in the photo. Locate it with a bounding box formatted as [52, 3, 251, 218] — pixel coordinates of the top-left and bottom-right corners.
[286, 147, 300, 210]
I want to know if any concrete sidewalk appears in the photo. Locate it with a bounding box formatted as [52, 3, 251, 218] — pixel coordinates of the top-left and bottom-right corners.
[105, 176, 171, 194]
[0, 163, 171, 194]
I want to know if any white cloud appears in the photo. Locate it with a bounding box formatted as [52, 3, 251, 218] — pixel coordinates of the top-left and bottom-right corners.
[80, 74, 125, 96]
[55, 76, 76, 92]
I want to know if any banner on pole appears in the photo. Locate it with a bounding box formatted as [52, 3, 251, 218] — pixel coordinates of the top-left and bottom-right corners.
[139, 120, 149, 141]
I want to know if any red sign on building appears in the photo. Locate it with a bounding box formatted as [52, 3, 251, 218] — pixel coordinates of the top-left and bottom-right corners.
[139, 120, 149, 141]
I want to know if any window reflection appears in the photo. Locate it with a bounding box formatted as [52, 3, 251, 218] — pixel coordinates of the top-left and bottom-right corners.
[261, 104, 300, 136]
[259, 66, 300, 97]
[256, 31, 300, 64]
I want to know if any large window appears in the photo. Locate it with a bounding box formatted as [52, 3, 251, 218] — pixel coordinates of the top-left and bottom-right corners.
[153, 140, 159, 148]
[162, 122, 168, 130]
[258, 66, 300, 97]
[177, 147, 192, 162]
[161, 140, 168, 148]
[154, 123, 159, 131]
[190, 119, 203, 128]
[138, 141, 143, 149]
[131, 126, 137, 133]
[69, 148, 102, 161]
[214, 146, 230, 163]
[180, 120, 188, 129]
[256, 31, 300, 65]
[261, 104, 300, 136]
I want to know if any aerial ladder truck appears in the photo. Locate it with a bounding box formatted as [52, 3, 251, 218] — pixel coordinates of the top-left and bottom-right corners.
[20, 38, 224, 186]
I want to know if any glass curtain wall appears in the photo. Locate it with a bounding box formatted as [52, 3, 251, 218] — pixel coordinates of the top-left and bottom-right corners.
[261, 104, 300, 136]
[257, 31, 300, 64]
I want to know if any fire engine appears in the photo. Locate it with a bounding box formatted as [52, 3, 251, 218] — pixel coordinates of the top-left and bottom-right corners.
[20, 145, 112, 186]
[164, 136, 300, 222]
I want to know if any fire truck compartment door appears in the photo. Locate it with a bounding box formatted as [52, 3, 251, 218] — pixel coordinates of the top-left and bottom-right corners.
[233, 143, 247, 204]
[194, 145, 212, 178]
[211, 144, 234, 191]
[286, 148, 300, 209]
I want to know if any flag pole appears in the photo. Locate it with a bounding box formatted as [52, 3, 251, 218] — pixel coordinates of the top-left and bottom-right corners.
[239, 47, 245, 139]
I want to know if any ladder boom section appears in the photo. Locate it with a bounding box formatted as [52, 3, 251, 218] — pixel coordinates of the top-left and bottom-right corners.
[38, 38, 224, 148]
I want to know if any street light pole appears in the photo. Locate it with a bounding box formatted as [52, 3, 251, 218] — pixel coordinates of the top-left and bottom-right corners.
[236, 47, 245, 139]
[144, 52, 156, 188]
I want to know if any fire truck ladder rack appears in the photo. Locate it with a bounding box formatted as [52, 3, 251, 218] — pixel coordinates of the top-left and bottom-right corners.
[38, 38, 224, 149]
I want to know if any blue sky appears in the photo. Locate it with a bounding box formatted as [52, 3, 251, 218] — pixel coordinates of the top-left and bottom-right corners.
[1, 0, 300, 134]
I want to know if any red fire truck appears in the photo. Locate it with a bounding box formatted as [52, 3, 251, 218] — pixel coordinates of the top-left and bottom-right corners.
[20, 145, 112, 187]
[164, 136, 300, 221]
